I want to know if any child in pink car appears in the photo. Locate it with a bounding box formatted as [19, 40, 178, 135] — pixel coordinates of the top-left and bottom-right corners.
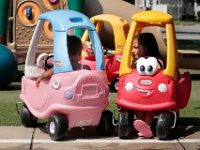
[36, 35, 90, 87]
[132, 33, 165, 138]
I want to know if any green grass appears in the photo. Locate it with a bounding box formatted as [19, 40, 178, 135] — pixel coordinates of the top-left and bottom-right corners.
[0, 68, 199, 126]
[174, 20, 200, 25]
[0, 102, 22, 126]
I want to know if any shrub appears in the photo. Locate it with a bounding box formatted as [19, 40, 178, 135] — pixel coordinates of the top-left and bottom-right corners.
[197, 11, 200, 21]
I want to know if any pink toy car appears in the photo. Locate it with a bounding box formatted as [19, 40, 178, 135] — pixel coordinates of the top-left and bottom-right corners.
[19, 10, 115, 141]
[81, 53, 122, 92]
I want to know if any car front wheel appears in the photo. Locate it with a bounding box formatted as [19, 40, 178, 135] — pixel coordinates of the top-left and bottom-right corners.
[111, 78, 119, 92]
[21, 104, 37, 127]
[156, 112, 173, 140]
[47, 114, 68, 141]
[118, 111, 130, 139]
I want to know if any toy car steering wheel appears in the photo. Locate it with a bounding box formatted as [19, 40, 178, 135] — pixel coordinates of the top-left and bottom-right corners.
[44, 54, 54, 71]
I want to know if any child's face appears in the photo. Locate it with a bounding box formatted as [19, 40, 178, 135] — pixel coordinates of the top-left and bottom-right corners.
[132, 39, 146, 59]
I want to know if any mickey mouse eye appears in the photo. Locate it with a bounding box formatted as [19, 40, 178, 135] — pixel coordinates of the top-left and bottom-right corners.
[145, 57, 159, 76]
[147, 65, 153, 72]
[136, 57, 159, 76]
[140, 65, 145, 72]
[136, 57, 147, 75]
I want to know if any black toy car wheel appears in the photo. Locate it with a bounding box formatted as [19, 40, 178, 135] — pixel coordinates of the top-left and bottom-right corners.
[156, 112, 173, 140]
[111, 78, 119, 92]
[128, 110, 134, 126]
[47, 114, 68, 141]
[95, 110, 115, 136]
[21, 104, 37, 127]
[118, 111, 130, 139]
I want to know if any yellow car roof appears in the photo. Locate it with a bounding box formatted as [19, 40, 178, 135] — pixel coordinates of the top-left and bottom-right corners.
[91, 14, 128, 28]
[132, 11, 172, 23]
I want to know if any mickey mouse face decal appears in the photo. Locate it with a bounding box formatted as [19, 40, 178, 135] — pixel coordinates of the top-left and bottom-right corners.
[136, 57, 159, 76]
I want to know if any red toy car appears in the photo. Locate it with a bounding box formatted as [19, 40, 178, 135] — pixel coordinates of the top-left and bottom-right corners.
[81, 14, 129, 91]
[116, 11, 192, 139]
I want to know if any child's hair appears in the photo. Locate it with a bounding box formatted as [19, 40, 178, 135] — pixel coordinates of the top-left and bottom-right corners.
[139, 33, 165, 66]
[67, 35, 83, 55]
[137, 33, 161, 58]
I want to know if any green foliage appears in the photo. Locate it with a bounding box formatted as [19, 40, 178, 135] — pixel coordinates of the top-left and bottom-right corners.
[198, 11, 200, 21]
[177, 40, 200, 50]
[174, 20, 200, 25]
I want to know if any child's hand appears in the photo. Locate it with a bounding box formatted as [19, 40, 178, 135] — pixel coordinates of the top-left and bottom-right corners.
[36, 76, 42, 87]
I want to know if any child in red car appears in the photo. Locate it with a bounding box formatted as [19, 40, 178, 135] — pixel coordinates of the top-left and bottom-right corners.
[132, 33, 165, 138]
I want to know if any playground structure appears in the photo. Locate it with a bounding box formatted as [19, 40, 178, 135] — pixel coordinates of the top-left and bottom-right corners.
[0, 0, 199, 87]
[0, 0, 72, 87]
[6, 0, 68, 64]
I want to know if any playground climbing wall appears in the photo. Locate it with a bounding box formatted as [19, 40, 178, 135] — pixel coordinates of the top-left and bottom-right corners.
[7, 0, 67, 63]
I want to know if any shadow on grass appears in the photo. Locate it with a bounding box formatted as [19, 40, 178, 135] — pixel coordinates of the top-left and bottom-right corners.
[0, 83, 21, 91]
[194, 106, 200, 109]
[15, 70, 24, 82]
[178, 117, 200, 126]
[170, 117, 200, 139]
[169, 125, 200, 140]
[191, 74, 200, 80]
[0, 70, 23, 91]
